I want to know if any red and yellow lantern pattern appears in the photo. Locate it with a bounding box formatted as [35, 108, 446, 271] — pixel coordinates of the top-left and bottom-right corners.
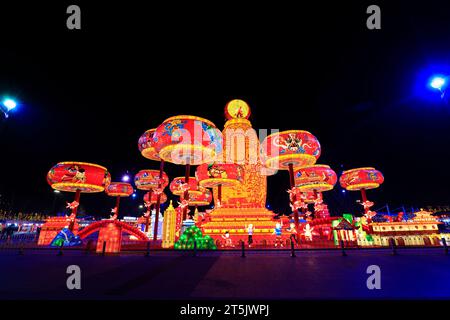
[138, 129, 160, 161]
[261, 130, 321, 170]
[196, 163, 244, 188]
[47, 162, 111, 193]
[182, 188, 212, 206]
[106, 182, 134, 197]
[294, 165, 337, 192]
[153, 115, 222, 165]
[339, 167, 384, 191]
[134, 170, 169, 191]
[169, 177, 199, 195]
[144, 192, 168, 204]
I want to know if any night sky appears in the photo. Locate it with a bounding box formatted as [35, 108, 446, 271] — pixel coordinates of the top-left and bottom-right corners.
[1, 1, 450, 218]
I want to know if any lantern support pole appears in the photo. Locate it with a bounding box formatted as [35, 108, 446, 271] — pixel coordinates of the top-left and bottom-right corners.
[217, 184, 222, 205]
[182, 164, 191, 221]
[115, 196, 121, 219]
[153, 160, 165, 242]
[360, 188, 368, 214]
[145, 189, 153, 233]
[69, 189, 81, 232]
[288, 163, 300, 229]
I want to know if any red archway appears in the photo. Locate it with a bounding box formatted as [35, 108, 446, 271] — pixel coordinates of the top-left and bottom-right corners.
[77, 220, 149, 245]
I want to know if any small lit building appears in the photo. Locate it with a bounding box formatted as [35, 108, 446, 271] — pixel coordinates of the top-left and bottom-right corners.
[363, 210, 449, 246]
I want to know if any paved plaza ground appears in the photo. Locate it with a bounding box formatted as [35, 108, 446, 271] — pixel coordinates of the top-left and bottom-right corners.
[0, 248, 449, 300]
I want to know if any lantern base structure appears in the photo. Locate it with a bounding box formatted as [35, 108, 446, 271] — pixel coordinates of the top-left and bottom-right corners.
[96, 221, 123, 254]
[199, 207, 286, 247]
[38, 217, 79, 246]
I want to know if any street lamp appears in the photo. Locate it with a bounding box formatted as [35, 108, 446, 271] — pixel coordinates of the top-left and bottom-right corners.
[1, 98, 18, 119]
[429, 75, 447, 98]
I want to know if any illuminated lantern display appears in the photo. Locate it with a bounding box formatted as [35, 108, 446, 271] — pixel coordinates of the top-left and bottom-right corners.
[200, 100, 278, 244]
[154, 115, 222, 221]
[143, 191, 168, 204]
[47, 161, 111, 231]
[196, 163, 243, 207]
[134, 169, 168, 190]
[294, 165, 337, 193]
[169, 176, 199, 195]
[134, 169, 169, 233]
[105, 182, 134, 219]
[261, 130, 321, 228]
[294, 164, 337, 215]
[224, 99, 251, 120]
[137, 128, 169, 242]
[340, 167, 384, 214]
[138, 128, 160, 161]
[184, 188, 213, 206]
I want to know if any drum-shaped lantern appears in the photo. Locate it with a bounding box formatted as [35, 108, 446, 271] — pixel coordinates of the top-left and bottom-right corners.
[138, 129, 160, 161]
[196, 163, 244, 188]
[106, 182, 134, 197]
[261, 130, 321, 170]
[47, 162, 111, 193]
[294, 165, 337, 192]
[183, 188, 213, 206]
[339, 167, 384, 191]
[169, 177, 199, 195]
[153, 115, 223, 165]
[144, 192, 168, 204]
[134, 170, 169, 191]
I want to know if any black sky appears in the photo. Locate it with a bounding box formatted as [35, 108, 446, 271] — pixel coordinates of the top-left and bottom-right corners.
[1, 1, 450, 217]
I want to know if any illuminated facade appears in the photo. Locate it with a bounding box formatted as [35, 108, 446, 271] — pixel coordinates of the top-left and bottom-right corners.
[358, 210, 449, 246]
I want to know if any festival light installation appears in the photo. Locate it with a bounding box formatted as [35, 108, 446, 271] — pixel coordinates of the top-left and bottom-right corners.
[294, 164, 337, 215]
[47, 161, 111, 231]
[143, 191, 168, 204]
[134, 169, 169, 233]
[261, 130, 321, 228]
[105, 182, 133, 219]
[200, 100, 278, 243]
[196, 163, 243, 208]
[339, 167, 384, 216]
[154, 115, 222, 220]
[138, 128, 168, 241]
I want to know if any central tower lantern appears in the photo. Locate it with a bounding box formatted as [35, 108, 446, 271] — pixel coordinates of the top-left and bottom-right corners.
[200, 100, 278, 242]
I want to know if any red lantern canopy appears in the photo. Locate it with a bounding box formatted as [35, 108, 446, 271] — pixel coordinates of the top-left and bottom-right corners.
[153, 115, 222, 221]
[169, 177, 199, 195]
[134, 170, 169, 190]
[196, 162, 244, 208]
[261, 130, 321, 170]
[143, 192, 168, 204]
[106, 182, 133, 219]
[138, 129, 160, 161]
[134, 169, 168, 233]
[183, 188, 212, 206]
[294, 165, 337, 193]
[153, 115, 222, 166]
[47, 161, 111, 231]
[340, 167, 384, 214]
[196, 163, 244, 188]
[261, 130, 321, 228]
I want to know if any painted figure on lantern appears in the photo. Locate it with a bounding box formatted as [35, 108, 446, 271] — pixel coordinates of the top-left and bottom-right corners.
[273, 222, 283, 247]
